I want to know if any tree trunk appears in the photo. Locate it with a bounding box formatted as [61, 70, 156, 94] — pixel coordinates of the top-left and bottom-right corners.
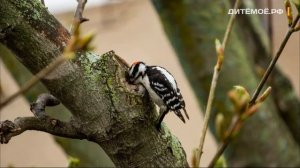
[0, 0, 188, 167]
[152, 0, 300, 166]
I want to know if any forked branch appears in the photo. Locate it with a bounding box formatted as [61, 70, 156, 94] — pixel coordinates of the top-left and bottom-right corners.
[249, 14, 300, 105]
[208, 13, 300, 168]
[0, 94, 86, 144]
[0, 0, 90, 110]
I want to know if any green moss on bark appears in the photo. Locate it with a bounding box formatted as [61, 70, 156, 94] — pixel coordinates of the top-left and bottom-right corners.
[0, 1, 189, 166]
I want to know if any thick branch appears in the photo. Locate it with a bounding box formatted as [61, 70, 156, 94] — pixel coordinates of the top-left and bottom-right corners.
[0, 117, 85, 144]
[0, 0, 188, 167]
[0, 0, 92, 110]
[0, 93, 85, 144]
[0, 45, 114, 167]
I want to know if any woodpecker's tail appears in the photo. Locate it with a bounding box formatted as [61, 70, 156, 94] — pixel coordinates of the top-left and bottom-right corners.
[174, 110, 185, 123]
[183, 107, 189, 120]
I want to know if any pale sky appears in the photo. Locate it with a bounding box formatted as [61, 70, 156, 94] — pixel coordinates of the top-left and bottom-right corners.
[45, 0, 110, 14]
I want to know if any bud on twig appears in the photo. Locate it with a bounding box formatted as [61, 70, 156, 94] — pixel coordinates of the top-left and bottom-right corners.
[256, 86, 272, 104]
[285, 0, 294, 26]
[68, 156, 80, 168]
[215, 39, 224, 71]
[192, 148, 200, 167]
[241, 87, 271, 120]
[215, 113, 226, 141]
[64, 30, 95, 59]
[77, 33, 95, 51]
[215, 155, 227, 168]
[228, 86, 250, 115]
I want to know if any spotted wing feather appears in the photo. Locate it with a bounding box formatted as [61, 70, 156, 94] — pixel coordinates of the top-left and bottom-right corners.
[146, 67, 188, 121]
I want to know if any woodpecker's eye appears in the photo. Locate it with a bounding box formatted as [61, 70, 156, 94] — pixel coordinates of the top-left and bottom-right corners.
[127, 61, 146, 84]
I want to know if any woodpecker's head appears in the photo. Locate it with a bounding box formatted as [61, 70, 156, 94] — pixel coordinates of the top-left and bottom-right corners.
[128, 61, 146, 84]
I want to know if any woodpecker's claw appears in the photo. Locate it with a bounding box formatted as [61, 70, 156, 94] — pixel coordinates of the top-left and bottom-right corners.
[155, 109, 169, 131]
[155, 116, 163, 131]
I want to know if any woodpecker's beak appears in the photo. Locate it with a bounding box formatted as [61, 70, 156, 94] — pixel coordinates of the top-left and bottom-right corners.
[125, 71, 134, 84]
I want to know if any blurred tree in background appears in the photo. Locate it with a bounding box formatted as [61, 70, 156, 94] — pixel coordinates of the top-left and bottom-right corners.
[152, 0, 300, 166]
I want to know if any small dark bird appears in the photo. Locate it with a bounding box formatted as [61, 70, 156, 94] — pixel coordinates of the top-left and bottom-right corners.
[128, 61, 189, 130]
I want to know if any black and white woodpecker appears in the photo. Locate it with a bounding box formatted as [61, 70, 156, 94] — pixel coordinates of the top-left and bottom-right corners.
[128, 61, 189, 129]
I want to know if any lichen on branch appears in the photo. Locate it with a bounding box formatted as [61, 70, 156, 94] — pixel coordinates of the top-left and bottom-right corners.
[0, 0, 189, 167]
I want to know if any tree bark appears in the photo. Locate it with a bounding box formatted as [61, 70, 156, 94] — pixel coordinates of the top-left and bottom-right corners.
[0, 0, 188, 167]
[152, 0, 300, 166]
[0, 44, 114, 167]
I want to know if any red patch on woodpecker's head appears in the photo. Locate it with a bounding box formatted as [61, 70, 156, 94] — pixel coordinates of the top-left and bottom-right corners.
[132, 61, 141, 66]
[133, 61, 141, 64]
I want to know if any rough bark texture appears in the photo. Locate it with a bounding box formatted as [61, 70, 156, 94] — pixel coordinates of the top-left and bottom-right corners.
[0, 44, 114, 167]
[0, 0, 188, 167]
[152, 0, 300, 166]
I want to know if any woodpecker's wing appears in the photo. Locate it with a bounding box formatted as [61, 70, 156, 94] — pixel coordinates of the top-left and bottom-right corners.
[147, 67, 185, 112]
[176, 88, 189, 120]
[183, 107, 189, 120]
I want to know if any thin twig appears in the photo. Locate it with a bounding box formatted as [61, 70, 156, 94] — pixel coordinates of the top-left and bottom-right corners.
[0, 56, 65, 110]
[221, 0, 240, 49]
[208, 117, 240, 168]
[208, 14, 300, 168]
[249, 14, 299, 105]
[70, 0, 88, 35]
[0, 0, 89, 110]
[196, 0, 240, 166]
[267, 0, 273, 56]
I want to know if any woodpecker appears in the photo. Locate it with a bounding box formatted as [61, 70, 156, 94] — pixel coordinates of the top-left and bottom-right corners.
[128, 61, 189, 130]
